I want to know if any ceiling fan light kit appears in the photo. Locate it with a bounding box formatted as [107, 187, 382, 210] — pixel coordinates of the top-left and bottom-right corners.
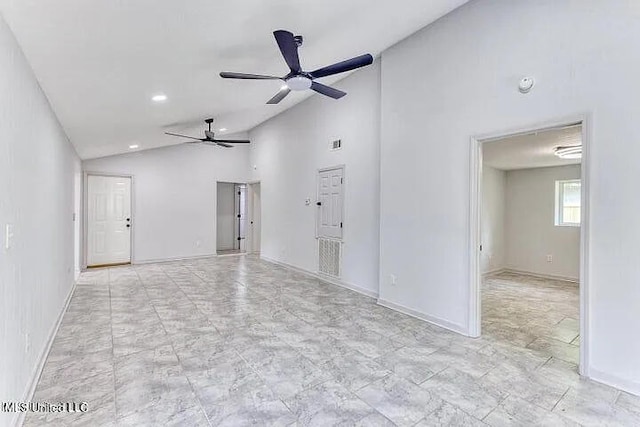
[219, 29, 374, 104]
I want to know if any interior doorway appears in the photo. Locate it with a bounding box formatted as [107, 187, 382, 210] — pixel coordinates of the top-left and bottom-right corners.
[216, 182, 247, 255]
[470, 118, 589, 375]
[85, 174, 132, 267]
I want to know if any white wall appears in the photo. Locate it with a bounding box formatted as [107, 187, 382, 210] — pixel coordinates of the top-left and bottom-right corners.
[505, 165, 581, 280]
[0, 15, 80, 427]
[379, 0, 640, 393]
[248, 60, 381, 296]
[216, 182, 236, 251]
[83, 142, 250, 263]
[481, 166, 505, 274]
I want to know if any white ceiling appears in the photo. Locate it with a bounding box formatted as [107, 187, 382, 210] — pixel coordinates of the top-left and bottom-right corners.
[483, 125, 582, 171]
[0, 0, 468, 159]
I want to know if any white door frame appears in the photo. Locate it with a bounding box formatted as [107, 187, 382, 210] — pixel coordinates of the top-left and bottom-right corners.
[83, 172, 135, 269]
[469, 114, 591, 376]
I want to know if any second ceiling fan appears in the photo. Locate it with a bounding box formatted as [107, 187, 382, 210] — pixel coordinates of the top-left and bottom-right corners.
[165, 119, 250, 147]
[220, 30, 373, 104]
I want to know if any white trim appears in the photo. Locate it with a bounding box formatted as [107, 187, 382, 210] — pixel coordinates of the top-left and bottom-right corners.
[83, 172, 135, 268]
[260, 255, 378, 299]
[469, 114, 591, 376]
[589, 368, 640, 397]
[482, 267, 506, 277]
[493, 268, 579, 284]
[376, 298, 469, 336]
[14, 281, 76, 427]
[133, 253, 217, 265]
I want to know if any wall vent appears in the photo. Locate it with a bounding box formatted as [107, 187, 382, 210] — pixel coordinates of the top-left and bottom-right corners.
[318, 238, 341, 277]
[330, 139, 342, 151]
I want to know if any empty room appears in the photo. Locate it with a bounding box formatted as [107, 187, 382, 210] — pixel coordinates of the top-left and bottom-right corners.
[480, 125, 582, 370]
[1, 1, 640, 426]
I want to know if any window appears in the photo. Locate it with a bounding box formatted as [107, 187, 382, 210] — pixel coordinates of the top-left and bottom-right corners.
[555, 179, 581, 226]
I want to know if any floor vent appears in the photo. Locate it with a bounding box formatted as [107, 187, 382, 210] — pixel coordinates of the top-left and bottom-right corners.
[318, 238, 341, 277]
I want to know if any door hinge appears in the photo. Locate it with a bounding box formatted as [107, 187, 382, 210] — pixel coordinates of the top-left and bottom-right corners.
[480, 244, 483, 251]
[341, 178, 343, 184]
[340, 222, 343, 228]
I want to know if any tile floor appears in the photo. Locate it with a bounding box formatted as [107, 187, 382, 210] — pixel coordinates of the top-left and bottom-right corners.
[24, 257, 640, 426]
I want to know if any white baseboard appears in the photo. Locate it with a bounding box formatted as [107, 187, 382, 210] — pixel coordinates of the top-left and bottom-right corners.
[589, 368, 640, 397]
[490, 268, 579, 284]
[14, 281, 76, 427]
[133, 253, 217, 265]
[376, 298, 469, 336]
[260, 255, 378, 299]
[482, 267, 506, 277]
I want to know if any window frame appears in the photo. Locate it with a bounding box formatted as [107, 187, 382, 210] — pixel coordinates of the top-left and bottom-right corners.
[555, 179, 581, 227]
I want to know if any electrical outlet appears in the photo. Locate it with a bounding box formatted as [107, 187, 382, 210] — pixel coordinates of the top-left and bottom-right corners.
[546, 254, 553, 263]
[390, 274, 397, 286]
[5, 224, 14, 249]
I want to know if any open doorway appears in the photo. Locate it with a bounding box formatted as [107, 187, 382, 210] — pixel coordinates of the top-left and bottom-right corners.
[470, 119, 589, 374]
[216, 182, 247, 255]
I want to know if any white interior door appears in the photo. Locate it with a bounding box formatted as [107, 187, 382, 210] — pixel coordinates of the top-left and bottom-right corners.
[235, 184, 247, 251]
[87, 175, 131, 266]
[318, 167, 344, 239]
[250, 183, 261, 253]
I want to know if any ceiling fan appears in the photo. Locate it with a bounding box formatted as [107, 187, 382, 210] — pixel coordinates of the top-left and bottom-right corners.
[220, 30, 373, 104]
[164, 119, 250, 148]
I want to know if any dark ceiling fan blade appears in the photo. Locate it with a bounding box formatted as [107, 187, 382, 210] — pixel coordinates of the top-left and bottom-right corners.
[310, 81, 346, 99]
[309, 54, 373, 79]
[266, 86, 291, 104]
[165, 132, 205, 141]
[273, 30, 301, 72]
[215, 142, 233, 148]
[212, 139, 251, 144]
[219, 72, 281, 80]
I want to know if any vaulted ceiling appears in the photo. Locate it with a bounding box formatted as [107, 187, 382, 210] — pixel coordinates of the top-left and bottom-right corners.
[0, 0, 468, 159]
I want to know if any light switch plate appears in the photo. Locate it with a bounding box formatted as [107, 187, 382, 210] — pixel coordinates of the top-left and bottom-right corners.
[5, 224, 14, 249]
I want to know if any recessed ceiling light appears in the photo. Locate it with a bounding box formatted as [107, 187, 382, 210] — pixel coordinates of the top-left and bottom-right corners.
[151, 94, 167, 102]
[554, 145, 581, 159]
[219, 128, 227, 132]
[129, 144, 139, 149]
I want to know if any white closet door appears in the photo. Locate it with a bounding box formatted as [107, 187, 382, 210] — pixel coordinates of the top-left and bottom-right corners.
[318, 167, 344, 239]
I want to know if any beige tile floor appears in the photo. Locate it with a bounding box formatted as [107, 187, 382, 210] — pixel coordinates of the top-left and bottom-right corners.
[23, 257, 640, 426]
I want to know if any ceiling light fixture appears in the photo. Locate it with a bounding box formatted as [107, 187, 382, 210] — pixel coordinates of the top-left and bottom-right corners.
[554, 145, 582, 159]
[129, 144, 139, 149]
[285, 76, 312, 91]
[151, 94, 167, 102]
[219, 128, 227, 132]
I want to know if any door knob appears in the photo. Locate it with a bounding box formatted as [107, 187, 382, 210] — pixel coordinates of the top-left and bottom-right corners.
[126, 218, 130, 221]
[126, 224, 131, 228]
